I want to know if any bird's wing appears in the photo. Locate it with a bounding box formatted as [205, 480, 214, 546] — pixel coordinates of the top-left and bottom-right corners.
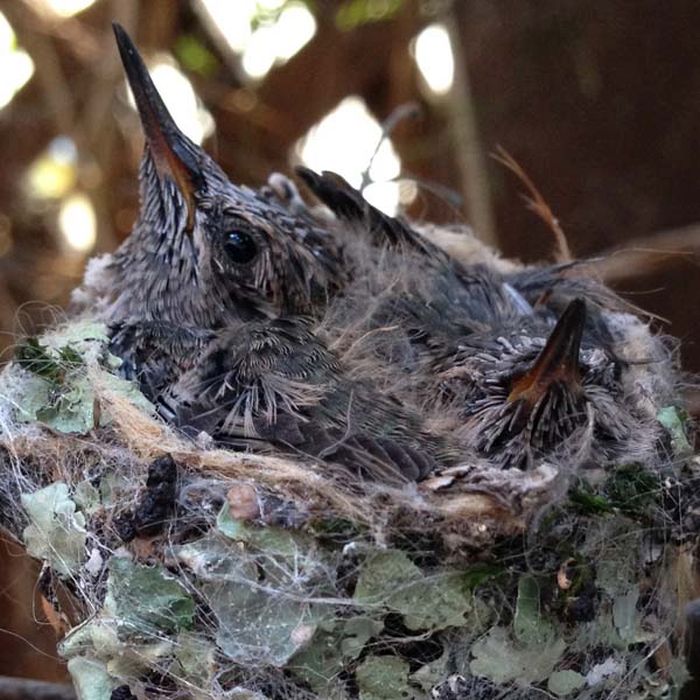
[507, 262, 654, 318]
[162, 319, 439, 483]
[296, 167, 534, 334]
[109, 321, 214, 399]
[295, 167, 449, 260]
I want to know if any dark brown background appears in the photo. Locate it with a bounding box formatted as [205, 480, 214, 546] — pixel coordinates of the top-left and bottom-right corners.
[1, 0, 699, 686]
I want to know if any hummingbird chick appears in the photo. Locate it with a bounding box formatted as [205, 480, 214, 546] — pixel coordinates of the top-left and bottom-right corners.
[72, 25, 344, 398]
[113, 26, 341, 325]
[430, 298, 675, 471]
[71, 26, 450, 482]
[295, 170, 679, 474]
[294, 168, 533, 400]
[161, 316, 448, 483]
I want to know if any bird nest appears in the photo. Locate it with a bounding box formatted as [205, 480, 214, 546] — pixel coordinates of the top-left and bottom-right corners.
[0, 318, 698, 700]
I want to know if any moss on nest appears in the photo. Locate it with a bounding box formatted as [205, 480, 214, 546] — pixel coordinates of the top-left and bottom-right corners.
[0, 321, 697, 699]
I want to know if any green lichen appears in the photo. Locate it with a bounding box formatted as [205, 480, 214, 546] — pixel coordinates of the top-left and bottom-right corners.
[353, 549, 472, 631]
[657, 405, 693, 456]
[106, 558, 195, 636]
[356, 655, 416, 700]
[22, 482, 86, 577]
[9, 322, 151, 434]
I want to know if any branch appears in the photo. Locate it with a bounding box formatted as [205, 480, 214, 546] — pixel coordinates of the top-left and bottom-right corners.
[445, 2, 497, 246]
[4, 2, 76, 136]
[0, 677, 75, 700]
[590, 221, 700, 283]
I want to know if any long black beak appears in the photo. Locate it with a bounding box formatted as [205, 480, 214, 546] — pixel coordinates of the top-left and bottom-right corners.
[508, 298, 586, 404]
[113, 23, 203, 230]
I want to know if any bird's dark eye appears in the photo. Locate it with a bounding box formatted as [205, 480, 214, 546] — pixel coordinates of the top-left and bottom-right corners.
[224, 230, 258, 264]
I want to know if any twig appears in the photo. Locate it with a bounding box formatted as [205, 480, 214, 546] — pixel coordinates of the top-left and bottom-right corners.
[77, 0, 139, 253]
[0, 676, 75, 700]
[444, 2, 498, 246]
[493, 145, 572, 263]
[588, 222, 700, 283]
[361, 102, 421, 190]
[5, 2, 76, 136]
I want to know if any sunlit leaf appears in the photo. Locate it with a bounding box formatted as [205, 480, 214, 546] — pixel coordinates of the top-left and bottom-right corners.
[335, 0, 405, 31]
[174, 35, 218, 76]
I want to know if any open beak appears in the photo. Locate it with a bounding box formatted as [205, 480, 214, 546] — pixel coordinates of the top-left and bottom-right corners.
[508, 298, 586, 404]
[113, 23, 202, 231]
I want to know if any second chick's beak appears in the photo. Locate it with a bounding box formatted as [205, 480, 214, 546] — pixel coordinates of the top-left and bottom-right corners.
[508, 298, 586, 405]
[113, 23, 204, 232]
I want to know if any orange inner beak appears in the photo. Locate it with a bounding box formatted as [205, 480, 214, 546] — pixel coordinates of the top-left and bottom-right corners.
[508, 299, 586, 405]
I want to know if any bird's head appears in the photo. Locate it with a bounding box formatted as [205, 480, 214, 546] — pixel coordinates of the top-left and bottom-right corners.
[106, 24, 340, 326]
[436, 299, 651, 470]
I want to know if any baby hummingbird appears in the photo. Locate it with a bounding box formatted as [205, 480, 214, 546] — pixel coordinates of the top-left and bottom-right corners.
[294, 172, 678, 474]
[71, 26, 449, 483]
[73, 25, 342, 396]
[430, 298, 675, 472]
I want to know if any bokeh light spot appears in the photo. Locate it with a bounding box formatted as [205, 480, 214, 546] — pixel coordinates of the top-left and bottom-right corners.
[32, 0, 97, 17]
[296, 96, 401, 215]
[26, 136, 78, 200]
[200, 0, 316, 81]
[413, 23, 454, 96]
[0, 12, 34, 110]
[59, 193, 97, 252]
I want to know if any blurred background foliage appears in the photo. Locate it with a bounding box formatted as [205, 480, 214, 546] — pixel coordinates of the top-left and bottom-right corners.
[1, 0, 700, 688]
